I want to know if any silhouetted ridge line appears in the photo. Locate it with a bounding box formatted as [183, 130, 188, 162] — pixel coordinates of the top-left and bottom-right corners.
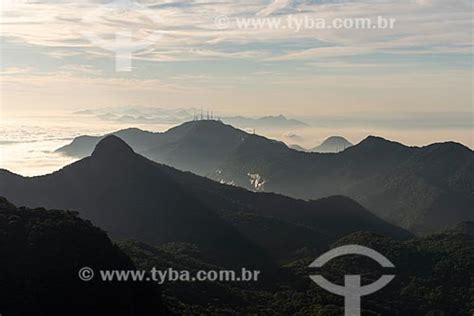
[91, 135, 135, 159]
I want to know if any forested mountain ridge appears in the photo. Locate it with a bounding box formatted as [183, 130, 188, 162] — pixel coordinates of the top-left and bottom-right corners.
[1, 136, 410, 268]
[56, 121, 474, 234]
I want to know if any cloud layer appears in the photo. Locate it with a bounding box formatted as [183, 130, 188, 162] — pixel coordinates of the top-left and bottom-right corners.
[1, 0, 472, 62]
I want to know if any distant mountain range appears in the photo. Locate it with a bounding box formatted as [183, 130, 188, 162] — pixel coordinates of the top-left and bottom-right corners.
[289, 136, 353, 153]
[74, 106, 192, 124]
[0, 135, 410, 268]
[55, 120, 474, 234]
[311, 136, 353, 152]
[222, 115, 307, 128]
[73, 107, 307, 128]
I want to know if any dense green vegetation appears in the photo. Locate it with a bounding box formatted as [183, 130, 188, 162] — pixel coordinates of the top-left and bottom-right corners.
[0, 197, 168, 316]
[0, 195, 472, 314]
[119, 224, 474, 315]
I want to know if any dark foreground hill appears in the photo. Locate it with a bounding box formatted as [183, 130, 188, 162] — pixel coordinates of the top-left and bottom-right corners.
[0, 198, 471, 315]
[56, 121, 474, 234]
[118, 223, 474, 315]
[1, 136, 409, 269]
[0, 197, 168, 316]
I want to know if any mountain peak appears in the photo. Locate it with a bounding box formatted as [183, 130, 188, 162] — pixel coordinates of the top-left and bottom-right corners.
[91, 135, 135, 159]
[361, 135, 390, 143]
[312, 136, 352, 153]
[357, 135, 407, 148]
[190, 119, 226, 126]
[170, 120, 243, 137]
[321, 136, 352, 146]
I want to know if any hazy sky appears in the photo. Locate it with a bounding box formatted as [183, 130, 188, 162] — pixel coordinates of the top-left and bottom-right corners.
[0, 0, 472, 143]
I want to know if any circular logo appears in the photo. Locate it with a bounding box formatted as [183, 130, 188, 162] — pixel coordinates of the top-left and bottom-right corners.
[78, 267, 95, 281]
[309, 245, 395, 316]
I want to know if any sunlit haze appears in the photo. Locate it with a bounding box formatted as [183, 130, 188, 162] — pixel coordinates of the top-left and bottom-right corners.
[1, 0, 473, 176]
